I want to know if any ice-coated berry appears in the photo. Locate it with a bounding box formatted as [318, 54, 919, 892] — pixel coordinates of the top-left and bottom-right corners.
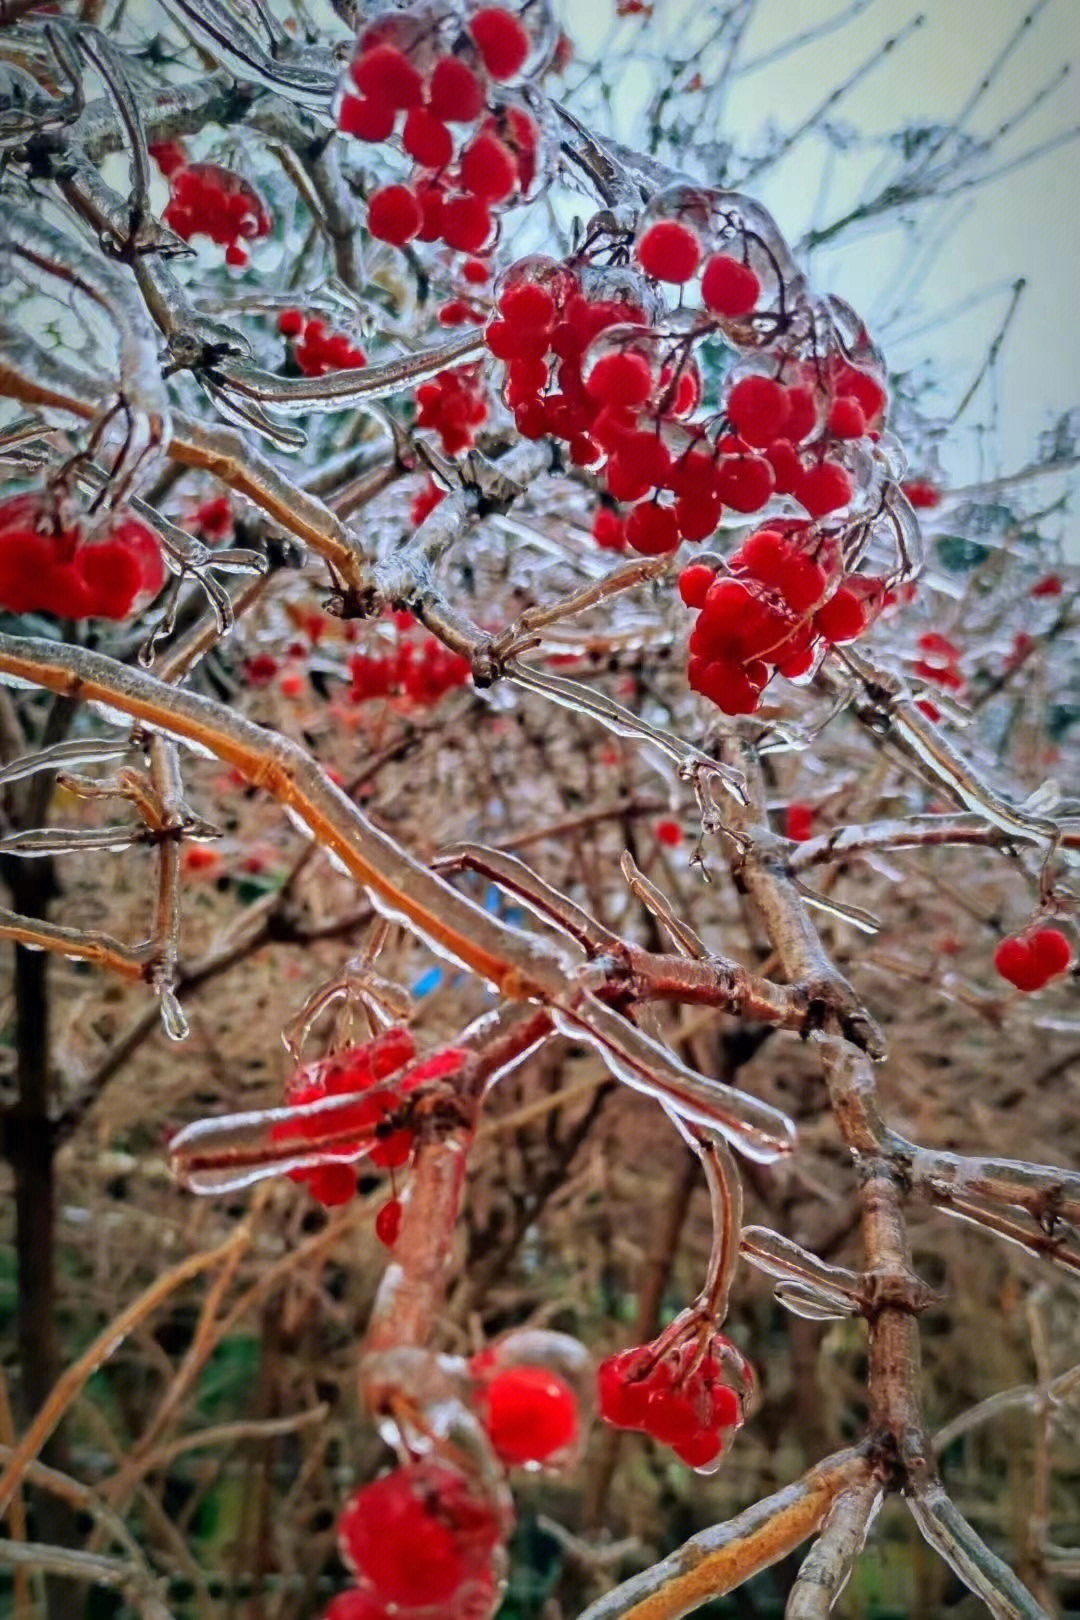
[636, 220, 701, 283]
[477, 1365, 580, 1466]
[367, 184, 423, 246]
[469, 7, 531, 78]
[429, 55, 485, 122]
[338, 1462, 504, 1609]
[350, 44, 424, 109]
[701, 254, 760, 317]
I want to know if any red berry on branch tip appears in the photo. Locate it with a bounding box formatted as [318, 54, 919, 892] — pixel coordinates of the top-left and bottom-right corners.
[367, 184, 423, 246]
[476, 1364, 580, 1466]
[636, 220, 701, 283]
[469, 7, 531, 78]
[701, 254, 760, 317]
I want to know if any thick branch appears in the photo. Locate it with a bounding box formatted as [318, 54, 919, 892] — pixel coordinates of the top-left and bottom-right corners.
[575, 1449, 872, 1620]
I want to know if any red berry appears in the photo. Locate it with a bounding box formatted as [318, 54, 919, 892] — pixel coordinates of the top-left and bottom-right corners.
[775, 632, 816, 679]
[636, 220, 701, 283]
[149, 139, 188, 177]
[77, 541, 144, 618]
[338, 1463, 503, 1610]
[507, 353, 548, 393]
[765, 439, 802, 495]
[784, 385, 818, 443]
[414, 180, 447, 241]
[732, 527, 787, 588]
[832, 361, 887, 425]
[1029, 927, 1072, 980]
[813, 587, 866, 644]
[367, 184, 422, 246]
[570, 432, 601, 467]
[717, 452, 774, 514]
[338, 94, 396, 142]
[727, 376, 790, 448]
[593, 509, 627, 551]
[623, 430, 672, 488]
[586, 351, 653, 408]
[403, 106, 453, 169]
[625, 502, 679, 555]
[918, 632, 961, 662]
[461, 131, 518, 201]
[478, 1365, 579, 1466]
[350, 44, 424, 109]
[439, 299, 472, 326]
[655, 819, 683, 846]
[902, 478, 941, 509]
[307, 1162, 358, 1206]
[498, 281, 556, 330]
[278, 308, 306, 337]
[778, 553, 827, 614]
[691, 657, 764, 715]
[1031, 573, 1063, 597]
[441, 193, 492, 253]
[674, 492, 723, 542]
[428, 55, 485, 122]
[678, 562, 715, 608]
[701, 254, 760, 317]
[669, 446, 722, 497]
[994, 936, 1043, 993]
[514, 397, 551, 439]
[798, 461, 852, 518]
[597, 1349, 655, 1429]
[605, 455, 653, 504]
[591, 405, 637, 454]
[463, 256, 491, 284]
[224, 242, 249, 267]
[469, 8, 531, 78]
[374, 1196, 402, 1247]
[786, 802, 814, 841]
[827, 397, 866, 439]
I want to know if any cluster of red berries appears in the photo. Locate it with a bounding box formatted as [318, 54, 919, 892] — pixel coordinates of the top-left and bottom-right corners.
[415, 364, 489, 454]
[0, 496, 165, 621]
[270, 1029, 466, 1206]
[485, 261, 725, 550]
[993, 927, 1072, 993]
[484, 254, 878, 559]
[625, 216, 890, 516]
[159, 156, 271, 267]
[348, 623, 471, 707]
[470, 1352, 580, 1469]
[335, 1461, 507, 1619]
[484, 264, 675, 476]
[338, 10, 538, 255]
[597, 1327, 753, 1470]
[182, 846, 222, 877]
[277, 309, 366, 375]
[677, 523, 882, 715]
